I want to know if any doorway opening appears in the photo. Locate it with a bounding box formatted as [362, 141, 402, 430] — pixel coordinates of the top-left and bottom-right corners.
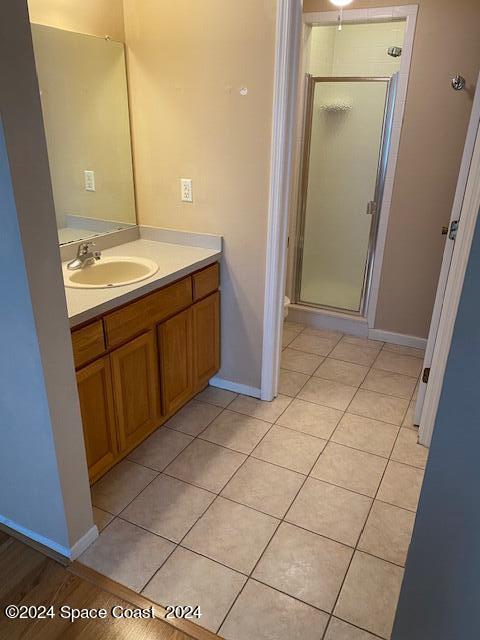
[290, 19, 406, 319]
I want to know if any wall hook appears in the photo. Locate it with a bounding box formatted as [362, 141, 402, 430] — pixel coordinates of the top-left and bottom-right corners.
[452, 75, 466, 91]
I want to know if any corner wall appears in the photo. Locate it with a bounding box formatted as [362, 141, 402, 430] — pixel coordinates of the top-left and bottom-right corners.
[27, 0, 125, 41]
[0, 1, 94, 556]
[123, 0, 278, 391]
[304, 0, 480, 338]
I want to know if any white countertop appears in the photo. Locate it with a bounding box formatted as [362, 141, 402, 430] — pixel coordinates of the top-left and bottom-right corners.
[64, 238, 222, 327]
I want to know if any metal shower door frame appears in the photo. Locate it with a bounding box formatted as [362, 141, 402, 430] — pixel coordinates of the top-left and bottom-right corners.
[293, 74, 398, 316]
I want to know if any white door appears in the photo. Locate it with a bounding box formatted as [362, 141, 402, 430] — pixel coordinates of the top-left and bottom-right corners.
[416, 74, 480, 443]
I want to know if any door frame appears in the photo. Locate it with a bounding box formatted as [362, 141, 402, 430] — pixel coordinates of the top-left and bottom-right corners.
[418, 83, 480, 447]
[285, 5, 418, 328]
[261, 4, 417, 400]
[260, 0, 303, 400]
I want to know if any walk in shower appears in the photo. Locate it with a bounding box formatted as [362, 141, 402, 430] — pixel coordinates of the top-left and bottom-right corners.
[293, 73, 397, 314]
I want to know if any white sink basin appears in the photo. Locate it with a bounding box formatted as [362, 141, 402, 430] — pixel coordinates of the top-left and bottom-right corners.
[64, 256, 159, 289]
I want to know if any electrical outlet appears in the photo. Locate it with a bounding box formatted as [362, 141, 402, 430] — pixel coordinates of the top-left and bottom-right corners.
[181, 178, 193, 203]
[84, 170, 95, 192]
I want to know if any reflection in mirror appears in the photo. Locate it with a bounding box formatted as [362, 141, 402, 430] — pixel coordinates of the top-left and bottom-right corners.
[30, 24, 137, 245]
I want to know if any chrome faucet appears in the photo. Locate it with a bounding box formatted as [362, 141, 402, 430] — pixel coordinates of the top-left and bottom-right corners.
[67, 242, 101, 270]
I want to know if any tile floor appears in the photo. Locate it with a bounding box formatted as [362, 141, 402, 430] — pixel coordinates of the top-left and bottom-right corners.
[81, 321, 429, 640]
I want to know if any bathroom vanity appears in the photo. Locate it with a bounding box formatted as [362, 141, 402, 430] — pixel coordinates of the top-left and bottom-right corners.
[68, 242, 221, 484]
[30, 19, 224, 485]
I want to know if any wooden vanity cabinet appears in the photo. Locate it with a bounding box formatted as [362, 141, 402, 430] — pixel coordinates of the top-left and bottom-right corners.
[110, 330, 161, 452]
[193, 291, 220, 392]
[72, 262, 220, 484]
[76, 357, 117, 483]
[158, 308, 194, 416]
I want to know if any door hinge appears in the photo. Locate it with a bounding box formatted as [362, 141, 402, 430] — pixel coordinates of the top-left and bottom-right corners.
[449, 220, 459, 241]
[422, 367, 431, 384]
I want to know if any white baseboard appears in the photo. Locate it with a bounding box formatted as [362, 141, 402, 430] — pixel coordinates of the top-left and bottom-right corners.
[69, 524, 99, 560]
[0, 515, 98, 560]
[209, 376, 261, 399]
[368, 329, 427, 350]
[287, 304, 369, 337]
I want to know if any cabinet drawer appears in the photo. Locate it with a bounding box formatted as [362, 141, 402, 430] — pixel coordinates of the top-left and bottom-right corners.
[192, 263, 219, 301]
[71, 320, 105, 369]
[104, 277, 193, 348]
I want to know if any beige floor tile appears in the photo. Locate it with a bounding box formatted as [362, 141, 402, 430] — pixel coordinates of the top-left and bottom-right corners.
[143, 547, 246, 633]
[358, 500, 415, 566]
[329, 342, 379, 367]
[229, 394, 292, 423]
[289, 332, 339, 356]
[325, 617, 380, 640]
[361, 369, 417, 400]
[195, 386, 238, 408]
[332, 413, 399, 458]
[402, 399, 418, 429]
[298, 377, 357, 411]
[91, 460, 157, 515]
[281, 348, 324, 375]
[334, 551, 404, 639]
[377, 461, 424, 511]
[183, 497, 278, 574]
[165, 399, 222, 436]
[222, 458, 304, 518]
[391, 428, 428, 469]
[276, 398, 343, 439]
[302, 327, 343, 341]
[220, 579, 329, 640]
[200, 410, 271, 454]
[253, 522, 352, 612]
[286, 478, 372, 547]
[278, 369, 310, 397]
[314, 358, 369, 387]
[284, 321, 305, 334]
[373, 350, 423, 378]
[79, 519, 174, 593]
[282, 327, 298, 348]
[349, 389, 409, 426]
[340, 335, 384, 352]
[383, 343, 425, 358]
[311, 443, 387, 498]
[128, 427, 193, 471]
[121, 474, 215, 543]
[164, 439, 246, 493]
[252, 425, 326, 474]
[92, 507, 114, 532]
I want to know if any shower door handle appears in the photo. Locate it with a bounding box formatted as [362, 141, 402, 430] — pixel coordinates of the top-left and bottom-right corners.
[366, 201, 378, 216]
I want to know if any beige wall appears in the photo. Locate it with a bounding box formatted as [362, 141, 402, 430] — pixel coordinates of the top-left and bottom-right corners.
[304, 0, 480, 338]
[27, 0, 125, 41]
[123, 0, 277, 390]
[31, 24, 136, 229]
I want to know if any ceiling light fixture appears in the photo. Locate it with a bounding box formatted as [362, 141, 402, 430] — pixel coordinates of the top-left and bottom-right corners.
[329, 0, 353, 30]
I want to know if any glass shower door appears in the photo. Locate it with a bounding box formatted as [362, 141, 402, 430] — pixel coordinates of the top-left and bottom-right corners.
[296, 77, 391, 313]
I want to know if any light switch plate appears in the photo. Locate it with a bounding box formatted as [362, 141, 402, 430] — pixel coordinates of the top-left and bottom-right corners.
[181, 178, 193, 203]
[84, 170, 95, 192]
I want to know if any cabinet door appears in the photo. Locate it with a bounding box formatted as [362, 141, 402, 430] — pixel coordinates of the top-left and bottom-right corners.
[110, 330, 161, 452]
[193, 291, 220, 391]
[76, 357, 117, 483]
[158, 308, 194, 416]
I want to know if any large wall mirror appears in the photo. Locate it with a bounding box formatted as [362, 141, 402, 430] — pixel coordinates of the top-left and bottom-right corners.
[31, 24, 137, 245]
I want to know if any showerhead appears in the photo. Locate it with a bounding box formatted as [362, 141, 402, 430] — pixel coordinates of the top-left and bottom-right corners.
[388, 46, 402, 58]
